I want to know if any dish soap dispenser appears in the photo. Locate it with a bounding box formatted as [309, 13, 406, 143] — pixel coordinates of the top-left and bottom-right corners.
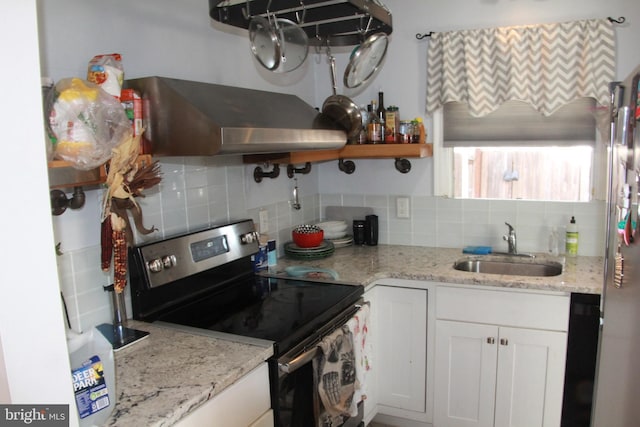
[566, 216, 579, 256]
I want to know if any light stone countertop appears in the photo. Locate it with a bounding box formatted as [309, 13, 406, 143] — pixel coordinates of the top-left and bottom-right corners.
[105, 321, 273, 427]
[269, 245, 604, 294]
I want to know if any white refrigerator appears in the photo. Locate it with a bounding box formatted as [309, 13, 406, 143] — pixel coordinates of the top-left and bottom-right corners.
[591, 64, 640, 426]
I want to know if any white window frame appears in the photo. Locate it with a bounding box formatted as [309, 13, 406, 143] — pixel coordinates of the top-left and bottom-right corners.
[432, 107, 608, 201]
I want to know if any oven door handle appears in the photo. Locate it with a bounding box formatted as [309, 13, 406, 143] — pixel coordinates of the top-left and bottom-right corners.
[278, 346, 319, 374]
[278, 300, 366, 375]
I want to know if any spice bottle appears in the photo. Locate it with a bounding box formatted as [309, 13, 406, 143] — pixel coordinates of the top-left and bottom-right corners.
[385, 106, 399, 143]
[358, 104, 369, 144]
[413, 117, 426, 144]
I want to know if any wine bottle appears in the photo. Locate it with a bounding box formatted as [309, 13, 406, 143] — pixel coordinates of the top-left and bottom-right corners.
[367, 101, 382, 143]
[377, 91, 386, 139]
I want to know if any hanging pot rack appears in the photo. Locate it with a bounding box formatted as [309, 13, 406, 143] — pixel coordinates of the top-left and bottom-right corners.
[210, 0, 392, 47]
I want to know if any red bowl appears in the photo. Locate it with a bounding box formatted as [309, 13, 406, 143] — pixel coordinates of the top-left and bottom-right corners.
[292, 226, 324, 248]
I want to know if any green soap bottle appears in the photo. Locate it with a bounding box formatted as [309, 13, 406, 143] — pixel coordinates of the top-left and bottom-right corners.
[566, 216, 578, 256]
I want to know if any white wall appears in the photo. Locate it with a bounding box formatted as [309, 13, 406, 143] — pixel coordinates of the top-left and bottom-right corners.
[0, 0, 76, 415]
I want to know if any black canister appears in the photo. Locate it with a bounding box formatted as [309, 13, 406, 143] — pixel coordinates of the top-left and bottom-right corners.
[353, 220, 366, 245]
[365, 214, 378, 246]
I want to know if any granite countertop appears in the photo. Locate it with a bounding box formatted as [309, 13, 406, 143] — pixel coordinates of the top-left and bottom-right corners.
[269, 245, 603, 294]
[105, 321, 273, 427]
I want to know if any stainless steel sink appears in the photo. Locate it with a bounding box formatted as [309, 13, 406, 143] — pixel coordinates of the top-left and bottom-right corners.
[453, 258, 563, 277]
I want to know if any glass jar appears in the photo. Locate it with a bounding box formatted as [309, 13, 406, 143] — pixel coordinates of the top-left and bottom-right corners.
[398, 120, 414, 144]
[385, 106, 400, 143]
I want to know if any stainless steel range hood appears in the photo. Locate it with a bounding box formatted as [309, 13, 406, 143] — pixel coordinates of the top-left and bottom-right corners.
[124, 76, 347, 156]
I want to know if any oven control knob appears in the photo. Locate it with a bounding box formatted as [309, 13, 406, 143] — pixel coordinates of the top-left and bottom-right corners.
[162, 255, 177, 269]
[147, 258, 164, 273]
[240, 231, 259, 244]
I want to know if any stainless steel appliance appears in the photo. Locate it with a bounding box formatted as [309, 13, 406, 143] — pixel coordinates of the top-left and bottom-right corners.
[128, 219, 365, 427]
[124, 76, 347, 157]
[591, 65, 640, 425]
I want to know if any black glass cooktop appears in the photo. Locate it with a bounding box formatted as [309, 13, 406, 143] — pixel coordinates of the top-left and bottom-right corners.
[156, 275, 363, 354]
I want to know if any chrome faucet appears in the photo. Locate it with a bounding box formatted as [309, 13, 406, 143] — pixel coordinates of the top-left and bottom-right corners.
[503, 222, 517, 254]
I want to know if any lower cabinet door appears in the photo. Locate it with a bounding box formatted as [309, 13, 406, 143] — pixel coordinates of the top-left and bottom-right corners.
[376, 286, 428, 413]
[435, 320, 568, 427]
[434, 320, 498, 427]
[494, 327, 567, 427]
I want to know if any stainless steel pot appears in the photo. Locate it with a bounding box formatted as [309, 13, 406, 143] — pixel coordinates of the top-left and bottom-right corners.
[322, 54, 362, 139]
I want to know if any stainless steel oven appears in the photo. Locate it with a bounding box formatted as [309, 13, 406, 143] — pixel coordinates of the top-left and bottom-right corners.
[128, 220, 365, 427]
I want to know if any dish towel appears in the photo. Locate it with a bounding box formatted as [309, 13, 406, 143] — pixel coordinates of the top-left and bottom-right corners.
[315, 324, 356, 427]
[314, 304, 372, 427]
[346, 303, 371, 416]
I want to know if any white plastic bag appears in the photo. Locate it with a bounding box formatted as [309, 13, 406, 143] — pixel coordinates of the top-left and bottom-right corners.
[48, 78, 131, 170]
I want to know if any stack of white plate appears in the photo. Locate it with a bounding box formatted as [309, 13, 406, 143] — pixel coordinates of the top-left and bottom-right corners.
[316, 220, 353, 247]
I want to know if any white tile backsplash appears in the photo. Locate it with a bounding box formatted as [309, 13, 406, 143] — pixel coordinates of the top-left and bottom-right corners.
[320, 194, 605, 256]
[56, 156, 607, 334]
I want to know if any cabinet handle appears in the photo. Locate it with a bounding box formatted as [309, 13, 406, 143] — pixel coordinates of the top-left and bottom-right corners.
[487, 337, 496, 344]
[500, 338, 509, 346]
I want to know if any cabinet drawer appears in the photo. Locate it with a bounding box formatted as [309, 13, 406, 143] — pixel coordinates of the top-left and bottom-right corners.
[436, 286, 570, 331]
[175, 363, 271, 427]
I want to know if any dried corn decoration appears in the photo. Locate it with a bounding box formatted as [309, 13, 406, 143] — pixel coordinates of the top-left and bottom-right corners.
[101, 214, 113, 272]
[101, 131, 161, 293]
[111, 213, 128, 293]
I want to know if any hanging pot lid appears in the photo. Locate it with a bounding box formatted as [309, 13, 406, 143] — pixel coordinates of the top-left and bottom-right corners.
[249, 15, 281, 71]
[272, 18, 309, 73]
[343, 32, 389, 88]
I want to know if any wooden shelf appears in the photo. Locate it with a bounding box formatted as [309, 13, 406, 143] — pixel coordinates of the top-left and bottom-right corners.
[48, 154, 153, 189]
[243, 143, 433, 165]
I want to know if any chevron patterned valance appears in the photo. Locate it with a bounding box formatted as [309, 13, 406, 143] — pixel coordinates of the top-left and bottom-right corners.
[425, 19, 616, 117]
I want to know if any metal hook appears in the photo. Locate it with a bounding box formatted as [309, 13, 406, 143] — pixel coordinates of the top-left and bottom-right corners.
[265, 0, 275, 26]
[295, 1, 306, 25]
[50, 187, 86, 216]
[314, 27, 325, 56]
[338, 159, 356, 174]
[287, 162, 312, 178]
[253, 163, 280, 183]
[394, 158, 412, 174]
[241, 0, 251, 20]
[292, 178, 301, 210]
[364, 15, 373, 33]
[416, 32, 433, 40]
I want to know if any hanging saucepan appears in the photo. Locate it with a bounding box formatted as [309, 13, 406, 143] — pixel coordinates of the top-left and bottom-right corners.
[248, 15, 281, 71]
[272, 17, 309, 73]
[322, 53, 362, 139]
[343, 32, 389, 89]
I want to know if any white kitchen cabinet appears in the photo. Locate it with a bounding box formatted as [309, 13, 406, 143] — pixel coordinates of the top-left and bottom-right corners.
[434, 286, 569, 427]
[375, 285, 428, 419]
[174, 363, 273, 427]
